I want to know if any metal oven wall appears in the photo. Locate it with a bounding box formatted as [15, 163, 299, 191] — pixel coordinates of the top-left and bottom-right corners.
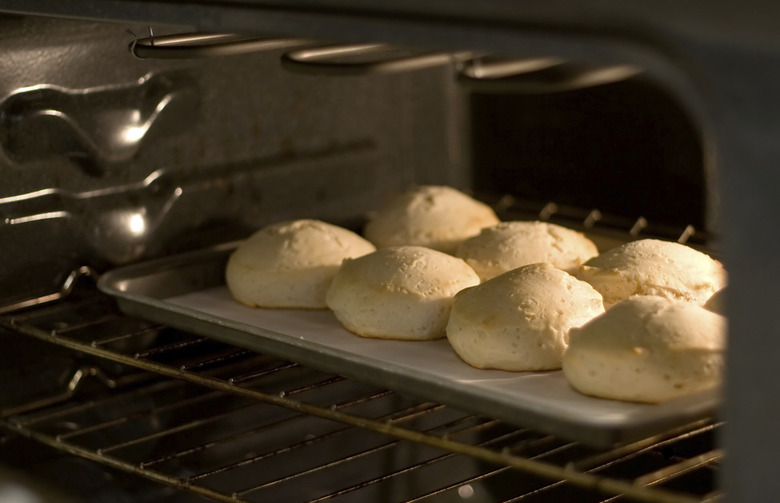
[0, 15, 469, 307]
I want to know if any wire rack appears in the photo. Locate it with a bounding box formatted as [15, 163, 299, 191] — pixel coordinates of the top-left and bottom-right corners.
[1, 285, 722, 503]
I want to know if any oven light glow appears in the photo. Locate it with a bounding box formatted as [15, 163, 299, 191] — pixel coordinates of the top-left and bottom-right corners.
[121, 124, 148, 144]
[457, 484, 475, 499]
[117, 109, 150, 146]
[128, 213, 146, 236]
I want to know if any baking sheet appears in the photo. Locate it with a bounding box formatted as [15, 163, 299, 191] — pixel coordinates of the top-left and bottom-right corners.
[98, 243, 720, 448]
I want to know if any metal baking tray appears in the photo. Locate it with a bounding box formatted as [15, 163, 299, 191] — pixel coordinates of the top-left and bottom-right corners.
[98, 242, 720, 448]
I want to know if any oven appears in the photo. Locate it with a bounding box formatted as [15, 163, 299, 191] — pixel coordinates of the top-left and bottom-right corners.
[0, 2, 775, 502]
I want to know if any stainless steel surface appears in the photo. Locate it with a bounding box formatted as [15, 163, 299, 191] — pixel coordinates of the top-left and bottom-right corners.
[281, 43, 474, 76]
[457, 58, 643, 94]
[129, 32, 313, 60]
[0, 15, 467, 307]
[1, 288, 722, 502]
[96, 241, 720, 448]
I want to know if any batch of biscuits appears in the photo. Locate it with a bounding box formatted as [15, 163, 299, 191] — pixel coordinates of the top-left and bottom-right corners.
[225, 185, 727, 405]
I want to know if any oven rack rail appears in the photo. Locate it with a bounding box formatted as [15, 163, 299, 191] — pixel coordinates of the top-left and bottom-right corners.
[128, 30, 642, 92]
[1, 288, 722, 503]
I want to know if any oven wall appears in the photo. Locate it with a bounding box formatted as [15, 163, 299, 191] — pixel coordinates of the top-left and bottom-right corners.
[0, 15, 469, 307]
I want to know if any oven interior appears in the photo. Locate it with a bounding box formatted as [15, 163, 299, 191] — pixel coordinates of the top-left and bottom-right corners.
[0, 9, 728, 503]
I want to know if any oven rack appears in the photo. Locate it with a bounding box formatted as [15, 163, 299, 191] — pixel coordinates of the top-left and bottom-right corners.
[1, 287, 722, 502]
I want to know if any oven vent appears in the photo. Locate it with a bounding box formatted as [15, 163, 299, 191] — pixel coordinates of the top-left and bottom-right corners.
[2, 284, 722, 503]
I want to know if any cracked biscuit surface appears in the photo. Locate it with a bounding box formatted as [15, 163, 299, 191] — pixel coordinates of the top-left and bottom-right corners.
[446, 262, 604, 371]
[363, 185, 500, 255]
[226, 219, 376, 309]
[562, 295, 726, 403]
[326, 245, 480, 340]
[456, 221, 599, 281]
[577, 239, 726, 309]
